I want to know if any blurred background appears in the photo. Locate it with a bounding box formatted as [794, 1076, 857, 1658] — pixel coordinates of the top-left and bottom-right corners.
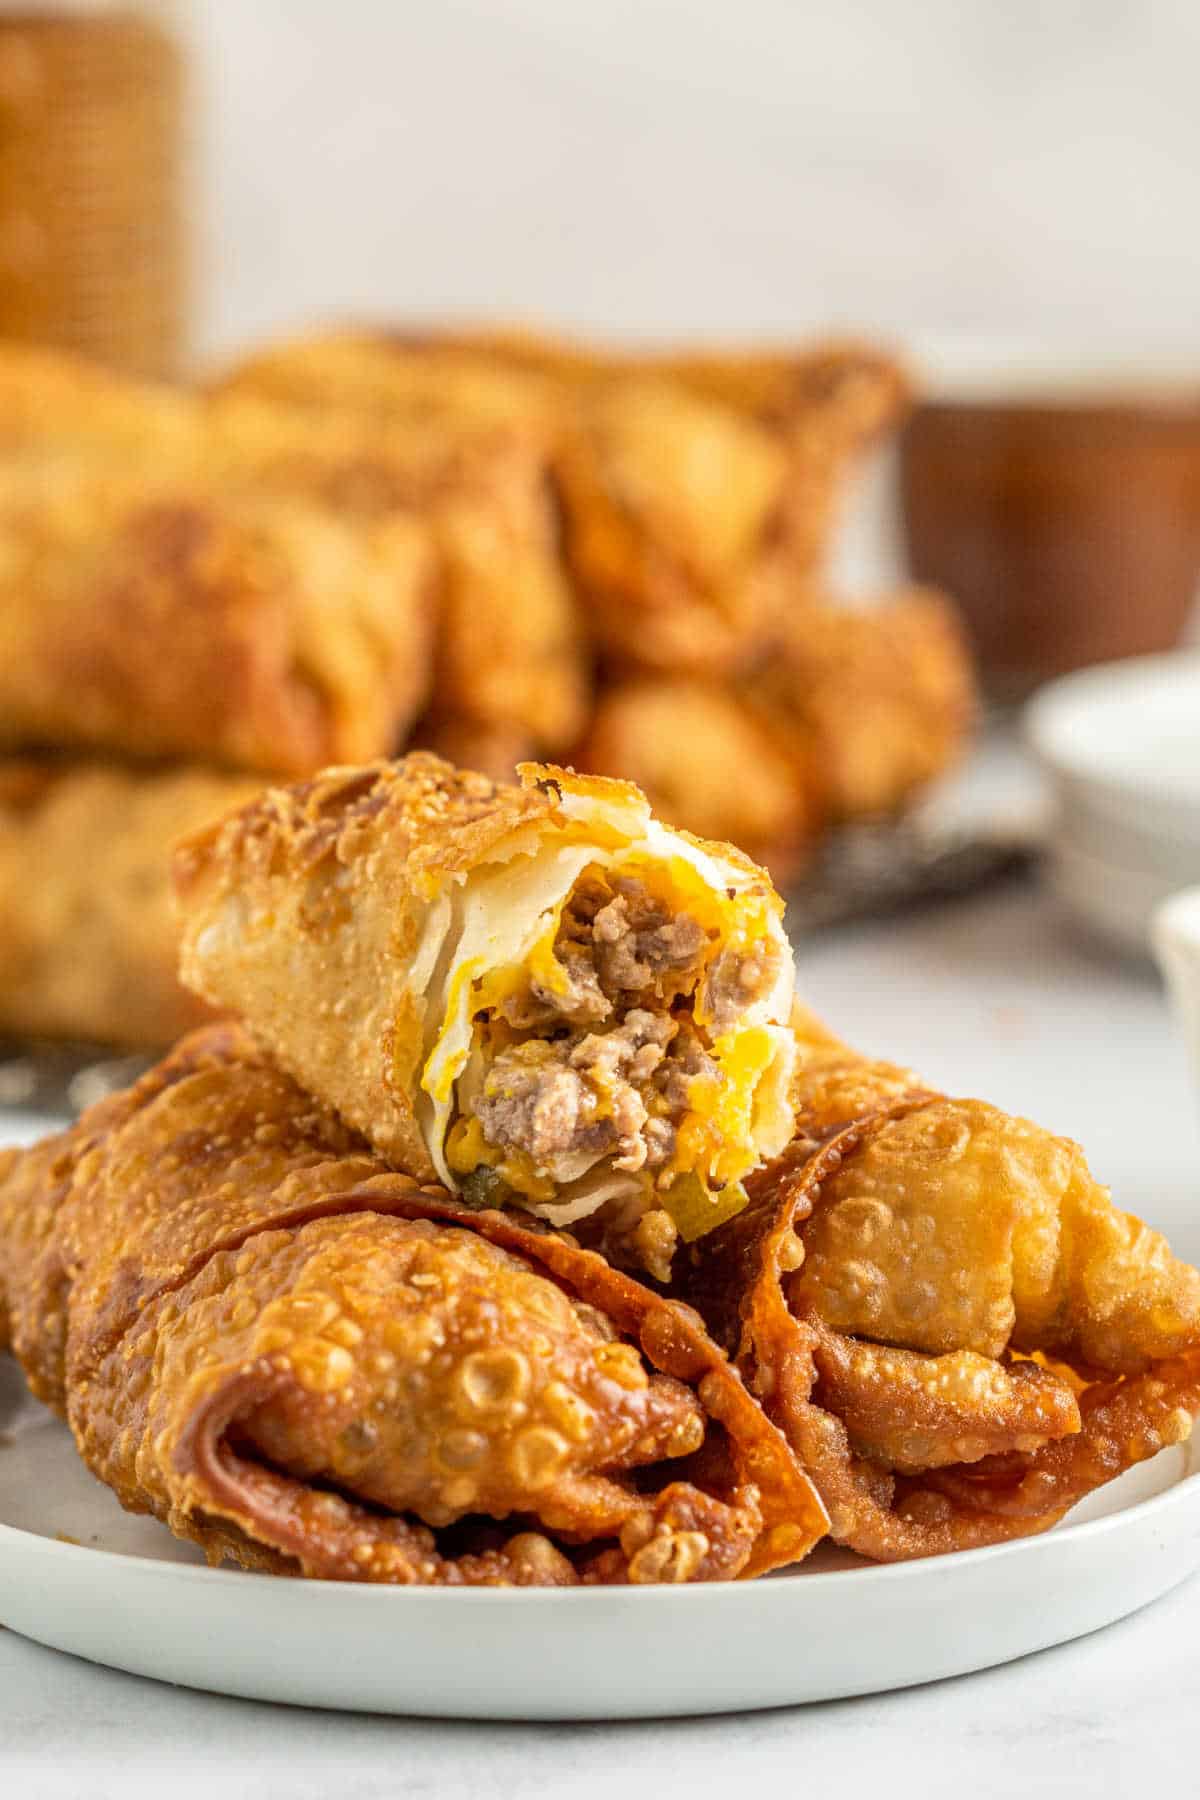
[195, 0, 1200, 355]
[0, 0, 1199, 1166]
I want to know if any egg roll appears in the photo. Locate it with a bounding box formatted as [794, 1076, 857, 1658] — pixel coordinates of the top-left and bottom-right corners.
[749, 587, 976, 824]
[217, 326, 910, 675]
[579, 677, 819, 887]
[0, 1023, 826, 1584]
[0, 757, 261, 1046]
[678, 1037, 1200, 1558]
[0, 481, 436, 774]
[578, 589, 974, 884]
[0, 342, 200, 481]
[206, 392, 589, 756]
[411, 329, 911, 673]
[176, 755, 798, 1279]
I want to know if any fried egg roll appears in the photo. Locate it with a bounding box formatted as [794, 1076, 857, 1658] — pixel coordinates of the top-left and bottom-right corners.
[0, 1025, 825, 1584]
[749, 587, 976, 824]
[579, 590, 974, 884]
[579, 677, 819, 887]
[217, 326, 910, 676]
[0, 481, 436, 775]
[0, 758, 261, 1046]
[0, 342, 200, 480]
[678, 1036, 1200, 1559]
[206, 392, 589, 756]
[176, 756, 798, 1277]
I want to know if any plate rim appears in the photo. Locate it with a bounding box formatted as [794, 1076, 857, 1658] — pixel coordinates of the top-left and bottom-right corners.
[1, 1433, 1195, 1607]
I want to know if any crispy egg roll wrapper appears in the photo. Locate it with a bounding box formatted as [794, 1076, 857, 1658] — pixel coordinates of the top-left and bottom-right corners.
[0, 340, 575, 764]
[430, 331, 911, 674]
[217, 328, 909, 677]
[205, 392, 589, 756]
[677, 1046, 1200, 1559]
[747, 588, 977, 823]
[0, 1025, 825, 1584]
[0, 343, 201, 479]
[176, 756, 798, 1272]
[579, 590, 975, 877]
[579, 678, 820, 887]
[0, 758, 262, 1046]
[0, 482, 436, 775]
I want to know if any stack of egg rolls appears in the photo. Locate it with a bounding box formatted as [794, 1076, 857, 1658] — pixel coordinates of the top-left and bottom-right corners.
[2, 753, 1197, 1586]
[0, 1020, 824, 1584]
[219, 324, 911, 682]
[0, 326, 973, 1049]
[0, 342, 583, 1045]
[218, 325, 973, 869]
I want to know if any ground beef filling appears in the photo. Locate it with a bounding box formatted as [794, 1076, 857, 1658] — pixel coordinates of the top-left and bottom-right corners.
[474, 1010, 716, 1176]
[495, 876, 710, 1032]
[469, 873, 778, 1183]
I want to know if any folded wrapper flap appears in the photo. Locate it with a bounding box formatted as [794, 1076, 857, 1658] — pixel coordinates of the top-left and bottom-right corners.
[0, 1024, 826, 1585]
[677, 1051, 1200, 1560]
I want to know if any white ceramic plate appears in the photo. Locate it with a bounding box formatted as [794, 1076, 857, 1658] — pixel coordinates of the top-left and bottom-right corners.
[2, 1356, 1199, 1719]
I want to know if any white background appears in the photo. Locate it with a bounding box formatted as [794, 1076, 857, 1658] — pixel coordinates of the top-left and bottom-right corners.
[193, 0, 1200, 362]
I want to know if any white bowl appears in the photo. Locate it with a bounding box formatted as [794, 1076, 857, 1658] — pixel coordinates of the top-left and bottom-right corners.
[1026, 653, 1200, 950]
[1153, 886, 1200, 1096]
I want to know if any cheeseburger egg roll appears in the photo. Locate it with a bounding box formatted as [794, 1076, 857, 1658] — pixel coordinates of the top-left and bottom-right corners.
[176, 756, 798, 1278]
[0, 1024, 825, 1584]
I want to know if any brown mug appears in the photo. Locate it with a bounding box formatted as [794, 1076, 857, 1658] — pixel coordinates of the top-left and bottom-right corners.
[900, 394, 1200, 698]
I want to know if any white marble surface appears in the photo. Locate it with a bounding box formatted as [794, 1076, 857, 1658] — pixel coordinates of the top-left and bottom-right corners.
[3, 875, 1200, 1795]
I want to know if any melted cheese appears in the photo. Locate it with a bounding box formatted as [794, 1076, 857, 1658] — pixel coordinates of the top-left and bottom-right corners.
[415, 777, 797, 1223]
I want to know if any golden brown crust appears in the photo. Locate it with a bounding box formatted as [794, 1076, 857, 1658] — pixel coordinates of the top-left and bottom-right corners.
[747, 587, 977, 822]
[434, 332, 911, 675]
[206, 391, 589, 755]
[0, 343, 200, 474]
[578, 677, 819, 886]
[0, 757, 263, 1045]
[677, 1055, 1200, 1559]
[576, 589, 975, 879]
[174, 755, 567, 1177]
[174, 752, 552, 907]
[216, 326, 911, 678]
[174, 753, 789, 1187]
[809, 1323, 1081, 1474]
[0, 1024, 825, 1584]
[0, 481, 437, 774]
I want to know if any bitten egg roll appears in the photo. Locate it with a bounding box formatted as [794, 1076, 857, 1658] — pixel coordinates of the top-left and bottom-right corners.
[176, 756, 798, 1279]
[0, 758, 262, 1046]
[678, 1035, 1200, 1559]
[0, 1024, 825, 1584]
[0, 481, 437, 775]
